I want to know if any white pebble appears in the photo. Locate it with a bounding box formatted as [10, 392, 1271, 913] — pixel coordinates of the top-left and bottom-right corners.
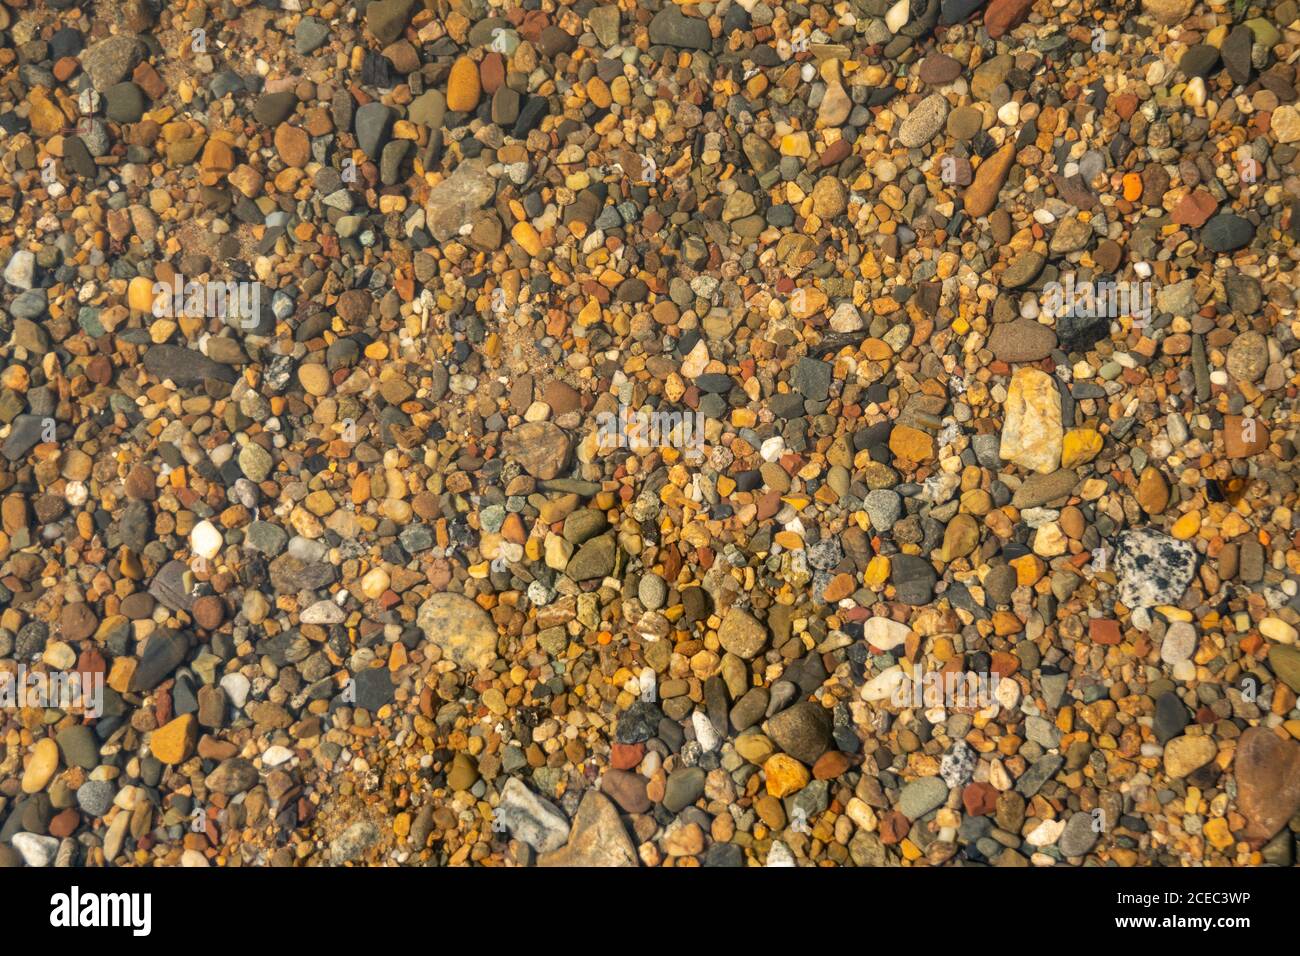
[220, 673, 251, 708]
[885, 0, 910, 32]
[861, 666, 906, 702]
[864, 616, 911, 651]
[1026, 818, 1065, 847]
[692, 710, 720, 751]
[1161, 621, 1197, 666]
[190, 520, 223, 560]
[994, 676, 1021, 709]
[12, 832, 58, 867]
[263, 745, 294, 767]
[64, 481, 88, 507]
[766, 841, 797, 867]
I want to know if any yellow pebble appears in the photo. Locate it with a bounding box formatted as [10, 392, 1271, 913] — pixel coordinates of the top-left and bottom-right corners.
[511, 221, 543, 257]
[774, 530, 804, 550]
[864, 555, 891, 588]
[128, 275, 159, 313]
[1203, 817, 1234, 850]
[1061, 428, 1103, 467]
[780, 132, 811, 157]
[763, 754, 810, 797]
[1171, 512, 1201, 539]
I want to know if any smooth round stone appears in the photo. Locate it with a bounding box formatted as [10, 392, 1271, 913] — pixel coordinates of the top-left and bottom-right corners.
[22, 738, 60, 793]
[1161, 621, 1197, 666]
[190, 520, 223, 559]
[947, 106, 983, 140]
[897, 93, 949, 147]
[638, 573, 667, 610]
[76, 780, 116, 817]
[297, 363, 331, 396]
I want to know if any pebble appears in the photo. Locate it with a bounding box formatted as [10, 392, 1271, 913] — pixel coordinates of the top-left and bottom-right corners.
[76, 780, 116, 818]
[538, 792, 636, 867]
[1116, 530, 1197, 610]
[497, 777, 570, 852]
[766, 701, 832, 765]
[898, 94, 950, 148]
[898, 777, 949, 820]
[1158, 622, 1195, 667]
[1234, 728, 1300, 842]
[11, 833, 59, 867]
[3, 250, 34, 290]
[718, 607, 769, 660]
[1202, 214, 1255, 252]
[1164, 735, 1218, 779]
[1000, 368, 1063, 474]
[987, 319, 1057, 363]
[446, 56, 481, 113]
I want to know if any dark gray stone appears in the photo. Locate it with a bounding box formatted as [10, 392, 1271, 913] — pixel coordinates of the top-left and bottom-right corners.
[129, 629, 191, 692]
[649, 8, 712, 49]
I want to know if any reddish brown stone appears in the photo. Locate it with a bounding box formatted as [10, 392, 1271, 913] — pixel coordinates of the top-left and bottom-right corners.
[1172, 190, 1218, 228]
[985, 0, 1034, 39]
[963, 781, 999, 816]
[1236, 727, 1300, 843]
[1090, 619, 1122, 644]
[610, 741, 644, 770]
[132, 61, 166, 101]
[124, 463, 156, 500]
[77, 645, 107, 679]
[878, 809, 910, 844]
[990, 651, 1020, 677]
[543, 379, 581, 415]
[480, 52, 505, 94]
[1113, 92, 1139, 121]
[600, 769, 651, 813]
[274, 123, 310, 168]
[818, 139, 851, 168]
[53, 56, 80, 83]
[192, 594, 225, 630]
[1140, 164, 1170, 206]
[49, 808, 81, 837]
[755, 491, 782, 521]
[336, 289, 373, 324]
[1224, 415, 1268, 458]
[918, 53, 962, 85]
[812, 750, 851, 780]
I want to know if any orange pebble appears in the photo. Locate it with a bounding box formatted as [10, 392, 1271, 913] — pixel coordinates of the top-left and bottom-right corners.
[1122, 172, 1142, 201]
